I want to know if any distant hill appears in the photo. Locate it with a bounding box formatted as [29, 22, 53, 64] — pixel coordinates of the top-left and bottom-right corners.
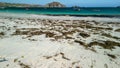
[0, 2, 66, 8]
[45, 2, 65, 8]
[0, 2, 42, 7]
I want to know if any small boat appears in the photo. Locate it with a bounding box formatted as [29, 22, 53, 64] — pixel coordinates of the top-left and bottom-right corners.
[73, 8, 81, 11]
[72, 6, 81, 11]
[74, 8, 81, 11]
[77, 8, 81, 11]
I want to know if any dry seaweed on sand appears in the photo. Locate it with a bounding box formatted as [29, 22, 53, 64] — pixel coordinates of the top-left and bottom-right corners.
[102, 33, 120, 40]
[115, 28, 120, 32]
[74, 40, 86, 46]
[0, 32, 5, 36]
[107, 54, 116, 59]
[19, 62, 30, 68]
[79, 32, 90, 38]
[88, 41, 120, 49]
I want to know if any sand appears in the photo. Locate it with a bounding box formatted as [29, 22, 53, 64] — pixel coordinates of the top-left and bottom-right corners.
[0, 13, 120, 68]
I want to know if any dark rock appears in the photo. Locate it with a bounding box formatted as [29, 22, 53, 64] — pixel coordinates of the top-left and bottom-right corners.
[45, 2, 65, 8]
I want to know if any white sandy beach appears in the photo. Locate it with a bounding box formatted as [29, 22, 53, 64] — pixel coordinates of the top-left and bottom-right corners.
[0, 13, 120, 68]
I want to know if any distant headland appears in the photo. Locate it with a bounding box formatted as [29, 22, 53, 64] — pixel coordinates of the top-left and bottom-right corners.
[0, 2, 119, 8]
[0, 2, 66, 8]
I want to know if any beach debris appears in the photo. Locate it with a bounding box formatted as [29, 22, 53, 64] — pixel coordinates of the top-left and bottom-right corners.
[107, 54, 116, 59]
[79, 32, 90, 38]
[0, 57, 7, 62]
[115, 28, 120, 32]
[0, 32, 5, 36]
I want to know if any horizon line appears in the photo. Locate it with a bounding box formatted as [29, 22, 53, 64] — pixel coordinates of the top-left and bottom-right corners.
[0, 1, 119, 7]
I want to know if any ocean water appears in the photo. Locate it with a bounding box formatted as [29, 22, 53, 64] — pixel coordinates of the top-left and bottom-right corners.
[0, 7, 120, 16]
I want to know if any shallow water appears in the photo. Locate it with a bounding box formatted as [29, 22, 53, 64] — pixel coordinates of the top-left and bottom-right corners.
[0, 7, 120, 16]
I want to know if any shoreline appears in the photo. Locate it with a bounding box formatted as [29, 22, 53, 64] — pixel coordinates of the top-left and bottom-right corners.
[0, 12, 120, 22]
[0, 12, 120, 18]
[46, 14, 120, 18]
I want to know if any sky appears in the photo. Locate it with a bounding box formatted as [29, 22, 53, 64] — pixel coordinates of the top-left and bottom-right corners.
[0, 0, 120, 7]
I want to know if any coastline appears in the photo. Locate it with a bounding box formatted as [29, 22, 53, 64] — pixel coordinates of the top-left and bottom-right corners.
[46, 14, 120, 18]
[0, 12, 120, 22]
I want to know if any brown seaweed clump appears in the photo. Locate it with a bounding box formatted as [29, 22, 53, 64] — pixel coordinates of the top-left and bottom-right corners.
[0, 32, 5, 36]
[88, 41, 120, 49]
[102, 33, 120, 40]
[79, 32, 90, 38]
[107, 54, 116, 59]
[115, 28, 120, 32]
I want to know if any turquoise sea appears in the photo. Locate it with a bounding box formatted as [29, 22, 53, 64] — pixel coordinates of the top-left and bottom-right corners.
[0, 7, 120, 17]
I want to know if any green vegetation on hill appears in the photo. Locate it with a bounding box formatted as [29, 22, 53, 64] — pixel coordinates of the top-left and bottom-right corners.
[0, 2, 66, 8]
[0, 2, 42, 7]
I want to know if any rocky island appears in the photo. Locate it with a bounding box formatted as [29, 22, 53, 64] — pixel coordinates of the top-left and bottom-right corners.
[45, 2, 65, 8]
